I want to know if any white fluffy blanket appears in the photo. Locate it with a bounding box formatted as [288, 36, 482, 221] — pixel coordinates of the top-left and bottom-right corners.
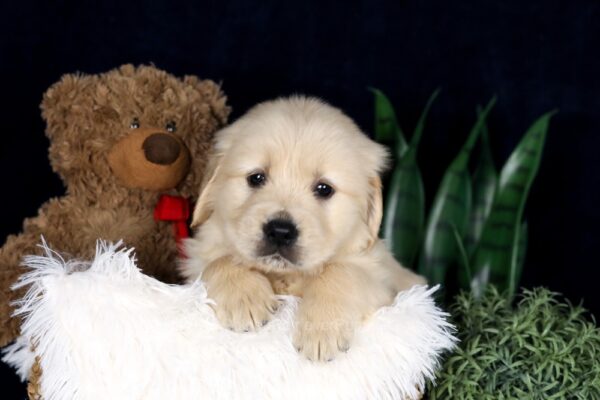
[3, 242, 456, 400]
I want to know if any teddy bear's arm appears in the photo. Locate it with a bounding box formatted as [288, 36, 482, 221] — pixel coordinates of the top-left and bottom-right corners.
[0, 229, 47, 347]
[0, 197, 83, 347]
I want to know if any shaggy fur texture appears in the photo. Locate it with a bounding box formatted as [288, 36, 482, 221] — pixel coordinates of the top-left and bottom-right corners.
[3, 242, 456, 400]
[0, 64, 230, 348]
[182, 97, 426, 362]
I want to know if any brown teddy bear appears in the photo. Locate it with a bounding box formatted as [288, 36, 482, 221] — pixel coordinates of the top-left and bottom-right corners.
[0, 64, 230, 348]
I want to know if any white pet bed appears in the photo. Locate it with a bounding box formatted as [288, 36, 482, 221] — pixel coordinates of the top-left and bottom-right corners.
[4, 242, 456, 400]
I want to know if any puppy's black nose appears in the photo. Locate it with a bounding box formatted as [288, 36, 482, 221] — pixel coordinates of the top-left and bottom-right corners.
[263, 219, 299, 247]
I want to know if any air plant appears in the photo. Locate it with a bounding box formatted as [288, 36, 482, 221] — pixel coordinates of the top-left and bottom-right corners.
[427, 287, 600, 399]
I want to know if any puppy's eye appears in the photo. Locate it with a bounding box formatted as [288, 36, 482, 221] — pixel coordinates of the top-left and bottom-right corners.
[166, 121, 177, 132]
[130, 118, 140, 129]
[314, 182, 334, 199]
[247, 172, 267, 188]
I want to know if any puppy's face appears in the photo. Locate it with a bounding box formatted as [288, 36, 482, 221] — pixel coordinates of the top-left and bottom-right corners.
[192, 97, 387, 273]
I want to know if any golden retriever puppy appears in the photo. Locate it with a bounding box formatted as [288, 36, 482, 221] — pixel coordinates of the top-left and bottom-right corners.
[182, 96, 426, 361]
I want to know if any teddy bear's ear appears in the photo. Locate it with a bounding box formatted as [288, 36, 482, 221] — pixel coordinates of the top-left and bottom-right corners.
[41, 73, 96, 140]
[190, 150, 224, 229]
[183, 75, 231, 126]
[40, 72, 107, 184]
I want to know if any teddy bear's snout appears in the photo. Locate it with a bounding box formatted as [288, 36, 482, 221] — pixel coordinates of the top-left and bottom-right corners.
[143, 133, 181, 165]
[107, 127, 191, 191]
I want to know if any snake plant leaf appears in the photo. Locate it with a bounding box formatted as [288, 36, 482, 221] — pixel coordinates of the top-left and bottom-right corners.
[501, 220, 529, 298]
[452, 223, 472, 287]
[409, 88, 441, 149]
[370, 88, 407, 157]
[382, 151, 425, 267]
[453, 222, 487, 298]
[465, 113, 497, 253]
[470, 111, 555, 297]
[382, 89, 440, 267]
[418, 97, 496, 285]
[515, 221, 528, 287]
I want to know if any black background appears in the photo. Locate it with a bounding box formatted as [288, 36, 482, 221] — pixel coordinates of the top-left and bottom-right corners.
[1, 0, 599, 396]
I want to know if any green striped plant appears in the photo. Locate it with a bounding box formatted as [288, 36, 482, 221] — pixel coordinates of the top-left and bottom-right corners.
[417, 98, 496, 286]
[372, 88, 439, 267]
[372, 89, 553, 298]
[468, 111, 555, 298]
[465, 110, 497, 253]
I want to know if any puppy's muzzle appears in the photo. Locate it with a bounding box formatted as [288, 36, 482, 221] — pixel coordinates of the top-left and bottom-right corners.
[263, 219, 298, 247]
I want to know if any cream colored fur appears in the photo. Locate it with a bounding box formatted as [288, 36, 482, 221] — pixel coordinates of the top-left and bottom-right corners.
[182, 97, 426, 361]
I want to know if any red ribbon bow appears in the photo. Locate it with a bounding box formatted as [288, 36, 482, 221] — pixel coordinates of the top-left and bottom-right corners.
[153, 194, 191, 257]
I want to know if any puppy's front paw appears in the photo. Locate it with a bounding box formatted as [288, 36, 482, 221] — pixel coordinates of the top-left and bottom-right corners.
[209, 271, 279, 332]
[293, 311, 355, 362]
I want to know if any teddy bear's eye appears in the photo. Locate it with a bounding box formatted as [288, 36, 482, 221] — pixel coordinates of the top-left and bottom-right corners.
[166, 121, 177, 133]
[130, 118, 140, 129]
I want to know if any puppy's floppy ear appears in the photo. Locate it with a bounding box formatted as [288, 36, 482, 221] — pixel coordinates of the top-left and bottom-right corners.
[191, 123, 240, 228]
[365, 175, 383, 248]
[360, 138, 389, 248]
[190, 151, 223, 229]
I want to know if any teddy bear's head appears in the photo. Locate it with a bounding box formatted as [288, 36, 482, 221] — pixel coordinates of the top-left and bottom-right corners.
[41, 64, 229, 201]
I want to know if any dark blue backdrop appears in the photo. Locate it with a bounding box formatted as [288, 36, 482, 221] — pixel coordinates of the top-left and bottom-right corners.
[1, 0, 599, 395]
